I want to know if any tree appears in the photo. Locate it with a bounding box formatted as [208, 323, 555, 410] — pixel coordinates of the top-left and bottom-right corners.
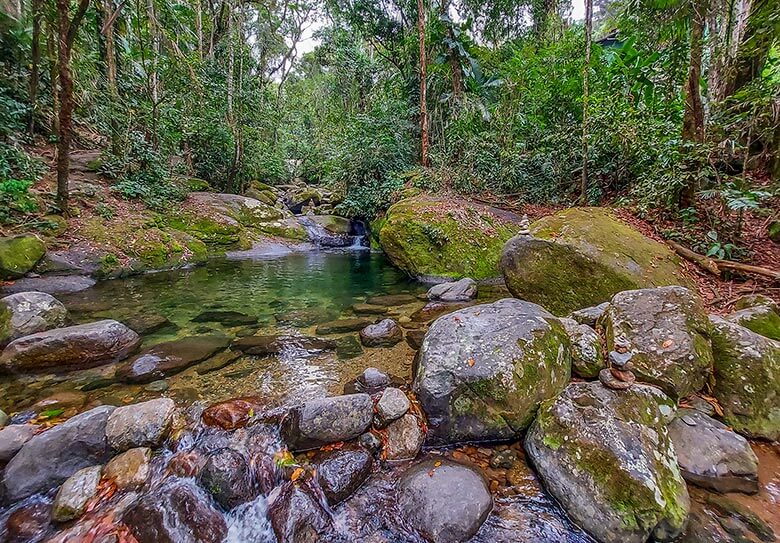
[580, 0, 593, 201]
[418, 0, 429, 166]
[681, 0, 707, 143]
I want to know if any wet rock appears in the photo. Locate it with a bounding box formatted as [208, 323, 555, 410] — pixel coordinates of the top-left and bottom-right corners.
[334, 334, 363, 359]
[281, 393, 373, 451]
[116, 334, 231, 383]
[195, 350, 241, 374]
[702, 494, 775, 542]
[231, 334, 336, 356]
[406, 329, 426, 350]
[413, 298, 571, 445]
[603, 286, 713, 399]
[726, 301, 780, 341]
[3, 502, 51, 543]
[668, 409, 758, 494]
[398, 459, 492, 543]
[32, 390, 87, 413]
[526, 381, 689, 543]
[358, 432, 382, 453]
[568, 302, 610, 327]
[192, 310, 258, 326]
[343, 367, 391, 394]
[144, 379, 169, 392]
[52, 465, 101, 522]
[365, 293, 418, 306]
[710, 316, 780, 440]
[2, 405, 114, 501]
[274, 308, 337, 327]
[375, 387, 410, 427]
[0, 234, 46, 280]
[427, 278, 478, 302]
[0, 320, 140, 373]
[202, 396, 267, 430]
[315, 318, 373, 335]
[489, 449, 518, 469]
[103, 447, 152, 489]
[0, 424, 39, 462]
[410, 302, 470, 323]
[122, 312, 176, 335]
[560, 317, 604, 378]
[314, 446, 373, 505]
[351, 303, 387, 316]
[105, 398, 176, 451]
[123, 478, 228, 543]
[199, 448, 258, 510]
[0, 291, 68, 347]
[359, 319, 402, 347]
[267, 476, 335, 543]
[385, 414, 425, 461]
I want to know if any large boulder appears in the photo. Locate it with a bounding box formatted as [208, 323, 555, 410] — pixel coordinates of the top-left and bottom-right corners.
[709, 316, 780, 440]
[0, 319, 140, 373]
[560, 317, 604, 378]
[500, 208, 690, 315]
[603, 286, 713, 399]
[105, 398, 176, 451]
[398, 459, 492, 543]
[0, 235, 46, 280]
[525, 381, 690, 543]
[0, 292, 68, 347]
[378, 195, 524, 280]
[413, 298, 571, 445]
[281, 394, 373, 451]
[2, 405, 115, 501]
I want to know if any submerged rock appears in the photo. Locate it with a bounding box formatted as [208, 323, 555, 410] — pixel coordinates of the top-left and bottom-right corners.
[281, 393, 373, 451]
[121, 312, 176, 335]
[231, 334, 336, 356]
[51, 465, 102, 522]
[202, 396, 268, 430]
[413, 298, 571, 445]
[105, 398, 176, 451]
[427, 278, 478, 302]
[315, 318, 373, 335]
[314, 446, 373, 505]
[500, 208, 690, 315]
[192, 310, 258, 326]
[0, 234, 46, 280]
[3, 502, 51, 543]
[359, 319, 402, 347]
[274, 307, 337, 327]
[351, 303, 387, 316]
[525, 381, 689, 543]
[365, 293, 417, 306]
[560, 317, 604, 378]
[398, 459, 493, 543]
[0, 291, 68, 347]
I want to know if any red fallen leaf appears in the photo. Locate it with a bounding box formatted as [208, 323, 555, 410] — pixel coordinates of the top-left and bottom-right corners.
[662, 339, 674, 349]
[467, 358, 475, 367]
[320, 441, 346, 451]
[291, 467, 304, 482]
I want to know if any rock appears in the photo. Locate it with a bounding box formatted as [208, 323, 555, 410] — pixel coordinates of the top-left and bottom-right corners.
[199, 448, 258, 509]
[0, 407, 7, 427]
[668, 408, 758, 494]
[413, 298, 571, 445]
[500, 208, 690, 315]
[0, 319, 140, 373]
[603, 286, 713, 399]
[726, 303, 780, 341]
[334, 334, 363, 359]
[274, 307, 336, 327]
[0, 235, 46, 280]
[733, 294, 778, 312]
[701, 494, 776, 542]
[406, 329, 426, 350]
[3, 405, 115, 501]
[0, 424, 38, 462]
[411, 301, 470, 323]
[365, 293, 418, 306]
[103, 447, 152, 489]
[121, 312, 175, 335]
[32, 390, 87, 413]
[116, 334, 231, 383]
[192, 310, 258, 326]
[709, 316, 780, 440]
[123, 478, 228, 543]
[105, 398, 176, 451]
[144, 379, 169, 392]
[525, 381, 689, 543]
[379, 195, 525, 280]
[201, 396, 267, 430]
[51, 465, 102, 522]
[310, 214, 352, 235]
[680, 496, 775, 543]
[359, 319, 402, 347]
[385, 414, 425, 460]
[315, 318, 373, 335]
[195, 350, 241, 374]
[231, 334, 336, 356]
[343, 367, 391, 394]
[398, 459, 492, 543]
[768, 220, 780, 243]
[351, 303, 387, 315]
[314, 446, 373, 505]
[358, 432, 382, 453]
[281, 393, 373, 451]
[267, 477, 335, 543]
[489, 449, 518, 469]
[3, 502, 51, 543]
[0, 292, 68, 347]
[427, 278, 478, 302]
[376, 387, 410, 426]
[568, 301, 610, 327]
[560, 317, 604, 378]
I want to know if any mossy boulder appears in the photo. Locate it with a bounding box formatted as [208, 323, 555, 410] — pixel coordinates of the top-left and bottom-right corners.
[726, 299, 780, 341]
[186, 178, 211, 192]
[310, 215, 352, 235]
[500, 208, 691, 315]
[709, 316, 780, 440]
[0, 235, 46, 279]
[0, 292, 68, 347]
[526, 381, 689, 543]
[560, 317, 604, 378]
[378, 195, 524, 280]
[413, 298, 571, 445]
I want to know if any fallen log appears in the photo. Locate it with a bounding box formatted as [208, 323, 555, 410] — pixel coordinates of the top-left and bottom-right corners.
[668, 240, 780, 281]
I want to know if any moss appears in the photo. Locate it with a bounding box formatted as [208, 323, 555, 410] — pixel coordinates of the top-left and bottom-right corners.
[187, 178, 211, 191]
[255, 219, 309, 241]
[166, 214, 242, 245]
[731, 308, 780, 341]
[0, 234, 46, 279]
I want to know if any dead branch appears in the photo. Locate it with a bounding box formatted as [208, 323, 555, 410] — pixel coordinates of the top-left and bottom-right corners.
[668, 240, 780, 281]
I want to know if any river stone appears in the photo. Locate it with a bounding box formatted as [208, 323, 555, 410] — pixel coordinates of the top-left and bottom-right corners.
[726, 303, 780, 341]
[267, 477, 335, 543]
[281, 393, 373, 451]
[201, 396, 268, 430]
[568, 301, 610, 327]
[123, 478, 228, 543]
[0, 424, 38, 462]
[121, 312, 176, 335]
[560, 317, 604, 378]
[352, 303, 387, 315]
[310, 214, 352, 234]
[315, 317, 373, 335]
[406, 329, 427, 350]
[192, 310, 258, 326]
[0, 235, 46, 280]
[103, 447, 152, 489]
[274, 307, 337, 327]
[411, 301, 471, 323]
[398, 459, 492, 543]
[3, 502, 51, 543]
[365, 293, 418, 306]
[668, 408, 758, 494]
[32, 390, 86, 413]
[2, 405, 115, 501]
[0, 319, 140, 373]
[116, 334, 231, 383]
[709, 316, 780, 440]
[199, 447, 258, 510]
[376, 387, 410, 426]
[343, 367, 391, 394]
[413, 298, 571, 445]
[500, 208, 690, 315]
[314, 446, 373, 505]
[231, 334, 336, 356]
[525, 381, 689, 543]
[427, 278, 478, 302]
[335, 334, 363, 359]
[0, 292, 68, 347]
[51, 465, 102, 522]
[603, 286, 713, 399]
[359, 319, 402, 347]
[385, 414, 425, 460]
[105, 398, 176, 451]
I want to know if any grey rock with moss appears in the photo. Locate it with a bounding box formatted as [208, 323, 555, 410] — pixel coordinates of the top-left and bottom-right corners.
[413, 298, 571, 445]
[281, 393, 373, 451]
[0, 407, 7, 428]
[52, 465, 102, 522]
[525, 381, 689, 543]
[568, 302, 610, 327]
[603, 286, 713, 399]
[560, 317, 604, 378]
[0, 291, 68, 348]
[726, 301, 780, 341]
[0, 235, 46, 280]
[709, 316, 780, 440]
[427, 278, 478, 302]
[105, 398, 176, 451]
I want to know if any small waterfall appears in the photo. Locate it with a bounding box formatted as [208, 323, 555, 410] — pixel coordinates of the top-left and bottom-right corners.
[297, 215, 367, 249]
[225, 496, 275, 543]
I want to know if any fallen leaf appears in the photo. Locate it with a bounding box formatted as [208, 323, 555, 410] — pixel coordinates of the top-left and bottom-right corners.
[434, 461, 442, 467]
[467, 358, 475, 367]
[662, 339, 674, 349]
[291, 467, 304, 482]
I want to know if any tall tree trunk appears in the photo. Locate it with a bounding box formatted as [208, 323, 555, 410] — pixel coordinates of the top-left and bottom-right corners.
[102, 0, 120, 154]
[581, 0, 593, 201]
[682, 0, 707, 143]
[47, 19, 60, 135]
[146, 0, 160, 148]
[417, 0, 429, 167]
[440, 0, 461, 102]
[28, 0, 42, 136]
[195, 0, 203, 59]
